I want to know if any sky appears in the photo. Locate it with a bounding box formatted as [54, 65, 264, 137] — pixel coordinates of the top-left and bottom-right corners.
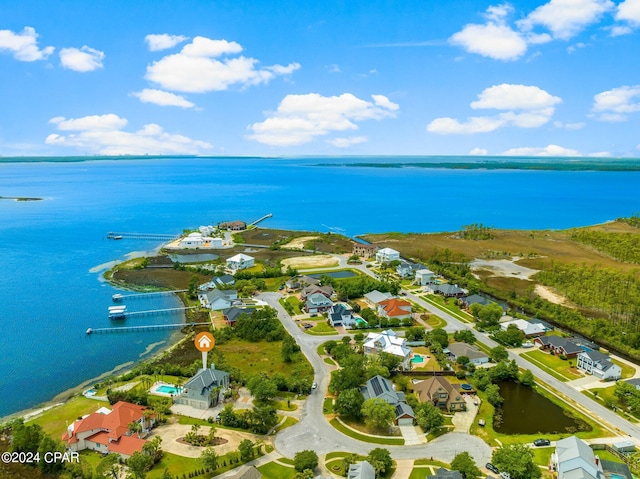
[1, 0, 640, 157]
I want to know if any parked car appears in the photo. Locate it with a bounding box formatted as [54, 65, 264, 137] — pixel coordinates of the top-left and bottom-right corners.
[312, 381, 317, 390]
[486, 464, 499, 474]
[500, 473, 511, 479]
[534, 438, 551, 446]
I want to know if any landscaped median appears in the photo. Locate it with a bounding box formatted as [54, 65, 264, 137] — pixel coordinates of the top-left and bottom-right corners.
[329, 417, 405, 445]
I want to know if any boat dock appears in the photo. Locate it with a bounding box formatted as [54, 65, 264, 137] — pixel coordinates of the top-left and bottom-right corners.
[109, 306, 197, 319]
[112, 290, 187, 301]
[106, 232, 180, 240]
[248, 213, 272, 227]
[86, 322, 209, 335]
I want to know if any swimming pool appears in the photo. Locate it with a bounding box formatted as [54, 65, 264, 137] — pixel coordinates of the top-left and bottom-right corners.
[157, 385, 180, 395]
[355, 318, 368, 327]
[411, 355, 424, 363]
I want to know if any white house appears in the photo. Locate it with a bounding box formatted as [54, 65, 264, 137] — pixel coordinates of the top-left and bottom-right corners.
[363, 330, 411, 369]
[551, 436, 604, 479]
[414, 268, 436, 285]
[363, 290, 393, 308]
[200, 289, 238, 310]
[328, 303, 358, 328]
[375, 247, 400, 263]
[500, 319, 546, 337]
[577, 350, 621, 380]
[305, 292, 333, 314]
[446, 342, 490, 366]
[226, 253, 255, 271]
[179, 232, 223, 248]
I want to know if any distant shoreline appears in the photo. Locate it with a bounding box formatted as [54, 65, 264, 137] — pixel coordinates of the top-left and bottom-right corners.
[0, 195, 43, 201]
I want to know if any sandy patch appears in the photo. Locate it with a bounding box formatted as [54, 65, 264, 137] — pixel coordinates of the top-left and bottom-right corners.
[281, 255, 338, 269]
[534, 284, 571, 306]
[281, 236, 319, 250]
[470, 258, 539, 280]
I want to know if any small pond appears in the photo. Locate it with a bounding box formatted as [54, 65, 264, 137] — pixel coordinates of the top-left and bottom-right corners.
[308, 270, 357, 279]
[493, 381, 591, 435]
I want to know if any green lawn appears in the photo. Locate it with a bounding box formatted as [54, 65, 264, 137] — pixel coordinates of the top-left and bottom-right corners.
[521, 350, 584, 382]
[274, 416, 299, 433]
[329, 418, 404, 445]
[28, 396, 110, 439]
[409, 466, 441, 479]
[324, 357, 336, 366]
[532, 446, 555, 467]
[308, 321, 338, 335]
[280, 296, 303, 314]
[258, 461, 296, 479]
[422, 295, 473, 324]
[323, 397, 334, 414]
[147, 452, 202, 478]
[613, 358, 636, 379]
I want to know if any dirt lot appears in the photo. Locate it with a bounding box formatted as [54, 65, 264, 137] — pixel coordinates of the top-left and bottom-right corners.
[534, 284, 571, 306]
[282, 236, 319, 249]
[470, 258, 539, 280]
[281, 255, 339, 269]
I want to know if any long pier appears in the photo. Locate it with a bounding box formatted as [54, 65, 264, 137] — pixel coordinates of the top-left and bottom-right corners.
[109, 306, 197, 319]
[112, 290, 187, 302]
[107, 232, 180, 240]
[248, 213, 272, 227]
[87, 322, 209, 335]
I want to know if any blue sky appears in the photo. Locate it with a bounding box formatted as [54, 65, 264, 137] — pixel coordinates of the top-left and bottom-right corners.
[1, 0, 640, 157]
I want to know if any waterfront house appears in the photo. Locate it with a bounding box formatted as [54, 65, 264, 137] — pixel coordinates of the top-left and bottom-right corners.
[328, 303, 357, 328]
[352, 242, 378, 259]
[460, 294, 501, 310]
[428, 468, 464, 479]
[500, 319, 546, 337]
[427, 283, 466, 298]
[396, 259, 421, 278]
[348, 460, 376, 479]
[377, 297, 412, 320]
[174, 366, 230, 410]
[534, 336, 583, 358]
[414, 268, 436, 285]
[364, 290, 393, 308]
[413, 376, 466, 412]
[201, 289, 238, 311]
[222, 306, 254, 326]
[226, 253, 255, 271]
[375, 247, 400, 264]
[446, 342, 490, 366]
[363, 330, 411, 369]
[551, 436, 604, 479]
[214, 274, 236, 287]
[218, 220, 246, 231]
[577, 350, 621, 380]
[305, 292, 333, 314]
[360, 375, 415, 425]
[62, 401, 154, 459]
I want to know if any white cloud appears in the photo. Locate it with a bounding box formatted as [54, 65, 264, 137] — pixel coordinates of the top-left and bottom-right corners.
[325, 64, 341, 73]
[517, 0, 614, 40]
[588, 151, 612, 157]
[470, 147, 489, 155]
[428, 84, 560, 134]
[615, 0, 640, 24]
[501, 144, 581, 156]
[45, 114, 211, 155]
[610, 24, 634, 35]
[247, 93, 398, 146]
[59, 46, 104, 72]
[450, 22, 527, 61]
[145, 34, 188, 51]
[591, 85, 640, 121]
[0, 26, 54, 61]
[145, 35, 299, 93]
[326, 136, 368, 147]
[554, 120, 586, 129]
[132, 89, 195, 108]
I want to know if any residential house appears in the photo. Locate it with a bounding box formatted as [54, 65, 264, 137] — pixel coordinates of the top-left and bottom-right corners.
[626, 378, 640, 391]
[285, 275, 320, 291]
[218, 220, 246, 231]
[414, 268, 436, 286]
[179, 232, 223, 249]
[226, 253, 255, 271]
[352, 242, 378, 259]
[551, 436, 604, 479]
[62, 401, 154, 459]
[200, 289, 238, 311]
[413, 376, 467, 412]
[364, 290, 393, 309]
[363, 330, 411, 369]
[577, 350, 621, 380]
[300, 284, 334, 301]
[446, 342, 490, 366]
[375, 247, 400, 264]
[396, 259, 421, 278]
[500, 319, 546, 337]
[214, 274, 236, 287]
[348, 460, 376, 479]
[460, 294, 497, 310]
[427, 283, 466, 298]
[377, 297, 412, 320]
[534, 336, 583, 358]
[222, 307, 254, 326]
[361, 375, 415, 425]
[174, 366, 230, 410]
[305, 292, 334, 314]
[328, 303, 357, 328]
[428, 468, 464, 479]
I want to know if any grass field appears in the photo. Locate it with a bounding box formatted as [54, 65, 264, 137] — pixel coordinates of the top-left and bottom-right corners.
[28, 396, 110, 439]
[274, 416, 299, 433]
[258, 461, 297, 479]
[520, 350, 584, 381]
[329, 418, 404, 445]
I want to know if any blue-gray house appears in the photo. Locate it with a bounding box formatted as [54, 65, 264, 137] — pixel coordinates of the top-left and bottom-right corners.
[174, 366, 230, 410]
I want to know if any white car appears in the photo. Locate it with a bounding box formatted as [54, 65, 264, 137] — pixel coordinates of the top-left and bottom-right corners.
[312, 382, 317, 390]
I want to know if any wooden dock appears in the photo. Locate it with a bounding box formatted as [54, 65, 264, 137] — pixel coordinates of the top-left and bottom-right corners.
[248, 213, 272, 227]
[87, 322, 209, 335]
[107, 232, 180, 240]
[109, 306, 197, 319]
[112, 290, 187, 302]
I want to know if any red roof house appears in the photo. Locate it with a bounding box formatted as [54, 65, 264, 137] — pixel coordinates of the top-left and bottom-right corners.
[378, 298, 412, 319]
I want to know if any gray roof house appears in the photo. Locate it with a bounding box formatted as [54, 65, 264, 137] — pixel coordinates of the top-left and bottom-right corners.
[427, 283, 466, 297]
[551, 436, 604, 479]
[534, 336, 583, 358]
[174, 366, 230, 410]
[305, 292, 333, 314]
[214, 274, 236, 287]
[364, 290, 393, 308]
[446, 342, 490, 365]
[361, 375, 415, 425]
[348, 460, 376, 479]
[428, 468, 464, 479]
[396, 260, 422, 278]
[222, 307, 254, 325]
[328, 303, 357, 328]
[201, 289, 238, 311]
[577, 350, 621, 380]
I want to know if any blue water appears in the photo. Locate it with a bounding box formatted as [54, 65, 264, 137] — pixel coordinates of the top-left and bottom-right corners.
[156, 385, 180, 394]
[308, 271, 358, 279]
[1, 156, 640, 418]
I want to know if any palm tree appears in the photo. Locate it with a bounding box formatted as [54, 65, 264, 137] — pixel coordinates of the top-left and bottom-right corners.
[128, 421, 142, 438]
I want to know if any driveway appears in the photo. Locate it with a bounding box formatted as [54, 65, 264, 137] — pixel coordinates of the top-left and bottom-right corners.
[399, 425, 422, 445]
[452, 397, 480, 433]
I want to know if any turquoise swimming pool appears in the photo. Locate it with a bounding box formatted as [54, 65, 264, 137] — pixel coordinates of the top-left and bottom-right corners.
[157, 385, 180, 394]
[411, 355, 424, 363]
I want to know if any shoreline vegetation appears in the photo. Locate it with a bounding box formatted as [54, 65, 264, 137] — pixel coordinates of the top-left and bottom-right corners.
[0, 195, 43, 201]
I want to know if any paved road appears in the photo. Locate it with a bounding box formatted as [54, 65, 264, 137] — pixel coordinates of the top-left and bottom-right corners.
[258, 292, 493, 464]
